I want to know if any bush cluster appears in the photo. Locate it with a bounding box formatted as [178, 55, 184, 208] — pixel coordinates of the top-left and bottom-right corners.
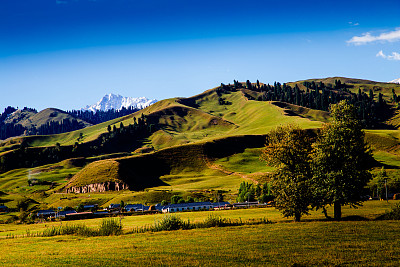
[24, 218, 123, 238]
[377, 204, 400, 220]
[131, 214, 272, 234]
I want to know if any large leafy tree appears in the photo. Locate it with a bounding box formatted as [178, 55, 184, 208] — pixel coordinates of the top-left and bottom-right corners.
[262, 125, 315, 222]
[311, 100, 373, 220]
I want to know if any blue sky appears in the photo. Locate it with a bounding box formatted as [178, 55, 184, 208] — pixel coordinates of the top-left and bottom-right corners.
[1, 0, 399, 111]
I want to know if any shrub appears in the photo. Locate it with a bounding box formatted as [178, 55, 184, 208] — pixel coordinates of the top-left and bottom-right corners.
[377, 204, 400, 220]
[202, 215, 225, 227]
[41, 224, 97, 237]
[152, 215, 191, 231]
[40, 218, 123, 237]
[18, 210, 28, 223]
[259, 194, 274, 203]
[171, 195, 183, 204]
[98, 218, 123, 236]
[76, 204, 85, 212]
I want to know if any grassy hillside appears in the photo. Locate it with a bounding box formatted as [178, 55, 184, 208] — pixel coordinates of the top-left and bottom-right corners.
[287, 76, 400, 101]
[66, 135, 268, 190]
[2, 79, 400, 211]
[6, 108, 92, 129]
[1, 87, 322, 152]
[271, 102, 331, 123]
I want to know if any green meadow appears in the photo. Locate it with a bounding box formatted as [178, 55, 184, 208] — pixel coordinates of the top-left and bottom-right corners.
[0, 200, 396, 237]
[1, 201, 400, 266]
[2, 221, 400, 266]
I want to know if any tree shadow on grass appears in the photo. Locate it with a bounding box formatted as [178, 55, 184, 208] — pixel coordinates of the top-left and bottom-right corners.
[299, 215, 370, 223]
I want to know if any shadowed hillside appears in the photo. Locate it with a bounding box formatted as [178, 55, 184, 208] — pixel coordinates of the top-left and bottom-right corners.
[65, 134, 268, 192]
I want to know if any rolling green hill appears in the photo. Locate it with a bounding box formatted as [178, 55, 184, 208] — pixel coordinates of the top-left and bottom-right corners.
[4, 108, 91, 129]
[1, 78, 400, 212]
[287, 76, 400, 102]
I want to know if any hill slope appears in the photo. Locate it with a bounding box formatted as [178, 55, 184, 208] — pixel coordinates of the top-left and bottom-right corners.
[287, 76, 400, 102]
[2, 78, 400, 210]
[8, 108, 92, 129]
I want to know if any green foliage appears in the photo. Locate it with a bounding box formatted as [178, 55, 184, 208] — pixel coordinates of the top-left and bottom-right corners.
[262, 124, 314, 221]
[76, 204, 85, 212]
[378, 204, 400, 220]
[40, 218, 122, 237]
[312, 100, 374, 220]
[259, 183, 274, 203]
[186, 196, 194, 203]
[18, 210, 29, 223]
[98, 218, 123, 236]
[16, 199, 30, 212]
[261, 102, 374, 221]
[42, 224, 97, 237]
[131, 214, 272, 234]
[237, 182, 256, 202]
[171, 195, 183, 204]
[259, 194, 273, 203]
[236, 181, 273, 203]
[202, 214, 226, 227]
[152, 215, 189, 231]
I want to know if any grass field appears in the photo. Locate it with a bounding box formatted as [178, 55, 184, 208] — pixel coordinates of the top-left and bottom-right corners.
[1, 221, 400, 266]
[0, 200, 396, 237]
[1, 201, 400, 266]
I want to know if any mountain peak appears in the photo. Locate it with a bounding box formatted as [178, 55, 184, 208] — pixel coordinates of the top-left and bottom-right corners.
[389, 78, 400, 84]
[83, 94, 157, 112]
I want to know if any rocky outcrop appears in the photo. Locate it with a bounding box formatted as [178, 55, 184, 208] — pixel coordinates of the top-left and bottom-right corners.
[65, 181, 128, 194]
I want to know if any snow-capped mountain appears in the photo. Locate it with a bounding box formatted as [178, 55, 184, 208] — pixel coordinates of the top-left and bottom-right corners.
[389, 78, 400, 84]
[83, 93, 157, 112]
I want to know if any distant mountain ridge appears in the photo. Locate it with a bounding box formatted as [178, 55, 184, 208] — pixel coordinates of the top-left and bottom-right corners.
[82, 93, 157, 112]
[4, 108, 91, 129]
[390, 78, 400, 84]
[0, 93, 157, 140]
[0, 107, 90, 140]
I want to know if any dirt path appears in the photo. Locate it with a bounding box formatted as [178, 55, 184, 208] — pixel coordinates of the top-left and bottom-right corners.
[203, 156, 260, 184]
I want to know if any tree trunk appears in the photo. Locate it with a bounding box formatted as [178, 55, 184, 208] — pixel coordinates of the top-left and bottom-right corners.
[322, 207, 331, 219]
[294, 212, 301, 222]
[334, 202, 342, 220]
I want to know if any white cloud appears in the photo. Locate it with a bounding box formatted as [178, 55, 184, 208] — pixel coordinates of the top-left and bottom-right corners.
[348, 22, 360, 26]
[347, 28, 400, 45]
[376, 50, 400, 61]
[376, 50, 385, 58]
[388, 52, 400, 60]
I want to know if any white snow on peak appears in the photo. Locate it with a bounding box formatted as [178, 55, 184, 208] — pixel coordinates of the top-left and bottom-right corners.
[389, 78, 400, 84]
[82, 93, 157, 112]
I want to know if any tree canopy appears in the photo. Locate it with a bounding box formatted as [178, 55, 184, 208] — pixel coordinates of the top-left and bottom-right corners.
[262, 101, 373, 221]
[311, 100, 373, 220]
[262, 124, 315, 222]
